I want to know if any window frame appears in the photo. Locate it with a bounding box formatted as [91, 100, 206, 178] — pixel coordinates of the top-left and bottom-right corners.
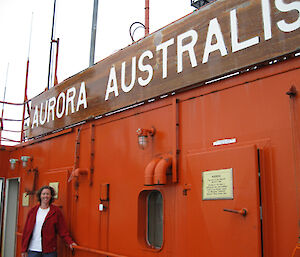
[146, 190, 164, 249]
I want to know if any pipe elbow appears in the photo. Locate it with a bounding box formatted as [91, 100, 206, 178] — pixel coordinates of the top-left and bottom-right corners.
[73, 168, 88, 178]
[144, 157, 161, 186]
[153, 155, 172, 185]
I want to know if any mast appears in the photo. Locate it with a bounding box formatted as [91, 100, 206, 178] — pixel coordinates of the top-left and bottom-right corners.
[89, 0, 99, 67]
[47, 0, 57, 90]
[21, 13, 34, 142]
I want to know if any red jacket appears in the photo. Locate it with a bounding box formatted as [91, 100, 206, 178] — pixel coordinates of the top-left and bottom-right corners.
[21, 204, 74, 253]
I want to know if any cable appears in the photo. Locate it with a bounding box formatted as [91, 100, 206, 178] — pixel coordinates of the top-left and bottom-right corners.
[129, 22, 146, 42]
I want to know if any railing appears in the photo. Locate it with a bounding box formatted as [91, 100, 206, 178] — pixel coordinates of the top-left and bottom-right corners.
[0, 99, 31, 145]
[16, 232, 128, 257]
[72, 245, 128, 257]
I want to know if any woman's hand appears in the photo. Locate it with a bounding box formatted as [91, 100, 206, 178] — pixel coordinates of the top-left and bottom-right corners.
[21, 253, 28, 257]
[69, 242, 77, 250]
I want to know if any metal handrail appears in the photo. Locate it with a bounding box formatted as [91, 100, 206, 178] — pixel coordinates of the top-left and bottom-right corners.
[14, 233, 128, 257]
[1, 128, 29, 133]
[73, 245, 128, 257]
[0, 137, 21, 143]
[2, 118, 24, 122]
[0, 99, 31, 105]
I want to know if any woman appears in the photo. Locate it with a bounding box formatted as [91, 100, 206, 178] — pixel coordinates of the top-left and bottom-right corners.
[21, 186, 76, 257]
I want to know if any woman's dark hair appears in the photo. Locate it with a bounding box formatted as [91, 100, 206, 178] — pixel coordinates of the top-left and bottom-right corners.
[36, 185, 56, 204]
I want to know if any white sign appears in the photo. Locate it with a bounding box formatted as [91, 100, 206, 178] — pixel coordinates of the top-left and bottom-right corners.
[213, 138, 237, 146]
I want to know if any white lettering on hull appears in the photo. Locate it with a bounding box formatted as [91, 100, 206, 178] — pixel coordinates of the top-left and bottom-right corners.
[31, 82, 88, 128]
[104, 0, 300, 101]
[31, 0, 300, 131]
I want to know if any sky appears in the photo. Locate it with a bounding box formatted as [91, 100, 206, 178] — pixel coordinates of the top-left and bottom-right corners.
[0, 0, 195, 145]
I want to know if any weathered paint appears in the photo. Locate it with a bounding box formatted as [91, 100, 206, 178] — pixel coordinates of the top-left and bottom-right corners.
[28, 0, 300, 138]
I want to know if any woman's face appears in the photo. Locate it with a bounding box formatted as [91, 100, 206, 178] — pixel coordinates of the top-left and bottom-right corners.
[40, 188, 51, 206]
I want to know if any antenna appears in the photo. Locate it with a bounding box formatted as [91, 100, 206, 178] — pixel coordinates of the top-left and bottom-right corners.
[47, 0, 57, 90]
[27, 12, 34, 59]
[89, 0, 99, 67]
[21, 13, 34, 142]
[0, 63, 9, 145]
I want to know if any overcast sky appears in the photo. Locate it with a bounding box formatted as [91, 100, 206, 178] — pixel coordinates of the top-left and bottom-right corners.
[0, 0, 194, 144]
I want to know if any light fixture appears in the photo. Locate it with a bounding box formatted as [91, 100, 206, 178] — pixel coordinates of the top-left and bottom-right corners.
[9, 159, 19, 170]
[21, 156, 32, 168]
[136, 127, 156, 150]
[191, 0, 210, 9]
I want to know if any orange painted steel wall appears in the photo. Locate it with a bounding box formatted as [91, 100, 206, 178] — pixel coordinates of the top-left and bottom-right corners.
[0, 58, 299, 257]
[0, 147, 9, 178]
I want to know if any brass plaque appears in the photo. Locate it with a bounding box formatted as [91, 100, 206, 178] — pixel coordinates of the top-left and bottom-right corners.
[49, 182, 59, 199]
[22, 193, 29, 207]
[202, 168, 233, 200]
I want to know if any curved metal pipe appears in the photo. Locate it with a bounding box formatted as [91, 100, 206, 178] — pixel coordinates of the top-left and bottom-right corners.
[72, 168, 88, 178]
[153, 155, 172, 185]
[68, 168, 88, 183]
[144, 157, 161, 185]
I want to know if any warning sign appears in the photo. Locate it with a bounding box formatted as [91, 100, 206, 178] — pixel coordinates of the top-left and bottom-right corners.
[202, 168, 233, 200]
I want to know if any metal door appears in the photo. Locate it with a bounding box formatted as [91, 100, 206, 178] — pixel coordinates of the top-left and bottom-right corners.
[2, 178, 20, 257]
[186, 145, 262, 257]
[41, 169, 71, 257]
[0, 178, 5, 239]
